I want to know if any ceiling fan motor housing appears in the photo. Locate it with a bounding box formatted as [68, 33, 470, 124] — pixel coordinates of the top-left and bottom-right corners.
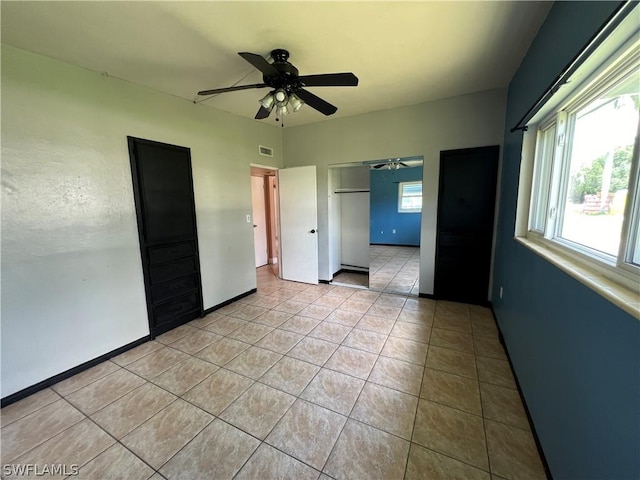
[264, 49, 300, 93]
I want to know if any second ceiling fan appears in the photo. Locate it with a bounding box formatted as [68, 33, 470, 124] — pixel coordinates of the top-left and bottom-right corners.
[197, 49, 358, 120]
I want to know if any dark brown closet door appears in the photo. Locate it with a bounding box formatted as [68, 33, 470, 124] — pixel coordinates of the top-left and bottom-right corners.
[435, 146, 499, 305]
[128, 137, 203, 337]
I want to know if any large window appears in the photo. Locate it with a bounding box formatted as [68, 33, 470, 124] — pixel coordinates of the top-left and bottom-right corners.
[398, 181, 422, 213]
[522, 17, 639, 289]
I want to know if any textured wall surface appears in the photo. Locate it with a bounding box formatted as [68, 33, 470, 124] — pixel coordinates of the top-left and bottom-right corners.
[1, 46, 282, 397]
[491, 2, 640, 478]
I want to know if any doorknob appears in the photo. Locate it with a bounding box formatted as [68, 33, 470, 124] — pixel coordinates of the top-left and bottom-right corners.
[310, 229, 317, 234]
[253, 224, 258, 228]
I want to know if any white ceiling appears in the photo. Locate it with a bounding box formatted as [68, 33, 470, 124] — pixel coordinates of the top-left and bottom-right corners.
[1, 1, 552, 128]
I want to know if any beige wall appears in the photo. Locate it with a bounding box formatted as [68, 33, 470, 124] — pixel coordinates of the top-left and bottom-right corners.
[1, 46, 282, 397]
[283, 89, 507, 292]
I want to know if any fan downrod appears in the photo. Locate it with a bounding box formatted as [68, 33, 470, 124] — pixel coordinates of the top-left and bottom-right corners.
[271, 49, 290, 63]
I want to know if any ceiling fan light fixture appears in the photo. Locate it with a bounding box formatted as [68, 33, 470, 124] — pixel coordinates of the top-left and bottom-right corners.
[274, 89, 288, 106]
[259, 92, 275, 109]
[276, 104, 289, 117]
[289, 93, 304, 112]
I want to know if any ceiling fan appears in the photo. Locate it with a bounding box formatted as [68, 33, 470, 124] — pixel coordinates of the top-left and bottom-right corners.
[197, 49, 358, 120]
[371, 159, 410, 170]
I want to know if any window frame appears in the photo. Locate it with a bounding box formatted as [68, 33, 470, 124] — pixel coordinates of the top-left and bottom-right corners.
[520, 17, 640, 293]
[397, 181, 422, 213]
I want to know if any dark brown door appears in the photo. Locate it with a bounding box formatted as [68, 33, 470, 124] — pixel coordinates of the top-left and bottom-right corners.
[128, 137, 203, 337]
[435, 146, 499, 305]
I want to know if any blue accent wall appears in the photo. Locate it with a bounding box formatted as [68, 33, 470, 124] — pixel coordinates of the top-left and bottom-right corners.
[370, 167, 422, 245]
[493, 2, 640, 479]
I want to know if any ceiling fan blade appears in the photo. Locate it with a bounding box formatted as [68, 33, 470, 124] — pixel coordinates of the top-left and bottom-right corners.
[197, 83, 266, 96]
[299, 73, 359, 87]
[373, 164, 386, 169]
[296, 89, 338, 116]
[255, 106, 272, 120]
[399, 162, 409, 167]
[238, 52, 280, 77]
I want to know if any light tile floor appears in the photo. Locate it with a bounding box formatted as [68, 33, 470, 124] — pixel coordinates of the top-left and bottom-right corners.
[333, 245, 421, 295]
[1, 266, 547, 480]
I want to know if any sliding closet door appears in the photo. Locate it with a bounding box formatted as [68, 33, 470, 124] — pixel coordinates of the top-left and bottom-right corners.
[128, 137, 203, 337]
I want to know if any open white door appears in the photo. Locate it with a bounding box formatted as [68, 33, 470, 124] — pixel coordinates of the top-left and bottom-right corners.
[278, 166, 318, 284]
[251, 176, 268, 267]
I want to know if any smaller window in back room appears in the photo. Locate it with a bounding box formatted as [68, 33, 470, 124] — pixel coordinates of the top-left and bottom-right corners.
[398, 181, 423, 213]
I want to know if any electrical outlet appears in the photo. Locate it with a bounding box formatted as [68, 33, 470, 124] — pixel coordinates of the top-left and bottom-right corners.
[499, 286, 504, 299]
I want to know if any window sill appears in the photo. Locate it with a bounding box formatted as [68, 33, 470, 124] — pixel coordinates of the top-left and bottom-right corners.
[515, 236, 640, 320]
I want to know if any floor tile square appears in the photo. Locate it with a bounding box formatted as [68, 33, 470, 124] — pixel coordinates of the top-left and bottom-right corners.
[236, 443, 319, 480]
[309, 321, 352, 344]
[390, 321, 431, 343]
[91, 383, 176, 438]
[195, 337, 251, 366]
[325, 346, 378, 380]
[75, 443, 154, 480]
[280, 315, 322, 334]
[256, 328, 304, 354]
[66, 369, 146, 415]
[202, 316, 248, 335]
[368, 356, 423, 395]
[476, 357, 516, 388]
[273, 300, 308, 315]
[405, 443, 490, 480]
[340, 299, 374, 314]
[412, 399, 488, 470]
[52, 361, 119, 397]
[366, 304, 401, 320]
[288, 337, 338, 366]
[259, 356, 320, 396]
[225, 346, 282, 379]
[426, 345, 477, 379]
[121, 399, 213, 469]
[125, 346, 190, 379]
[220, 383, 295, 439]
[430, 328, 474, 353]
[480, 382, 529, 430]
[351, 382, 417, 439]
[253, 309, 293, 328]
[421, 368, 481, 415]
[380, 337, 428, 366]
[160, 419, 259, 480]
[151, 356, 218, 395]
[1, 401, 85, 463]
[266, 399, 346, 470]
[355, 314, 396, 335]
[0, 388, 61, 428]
[324, 419, 409, 480]
[183, 368, 253, 415]
[473, 335, 507, 360]
[228, 322, 274, 344]
[156, 324, 199, 345]
[325, 309, 363, 327]
[300, 368, 364, 415]
[8, 419, 114, 476]
[397, 309, 434, 325]
[343, 328, 387, 354]
[228, 304, 269, 321]
[169, 329, 221, 354]
[485, 420, 546, 480]
[111, 341, 164, 366]
[299, 304, 335, 320]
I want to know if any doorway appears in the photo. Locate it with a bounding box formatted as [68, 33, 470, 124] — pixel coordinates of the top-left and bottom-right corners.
[127, 137, 203, 337]
[327, 156, 423, 296]
[250, 166, 279, 277]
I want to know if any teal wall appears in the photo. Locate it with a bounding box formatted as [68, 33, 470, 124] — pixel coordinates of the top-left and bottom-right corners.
[370, 167, 422, 246]
[492, 2, 640, 478]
